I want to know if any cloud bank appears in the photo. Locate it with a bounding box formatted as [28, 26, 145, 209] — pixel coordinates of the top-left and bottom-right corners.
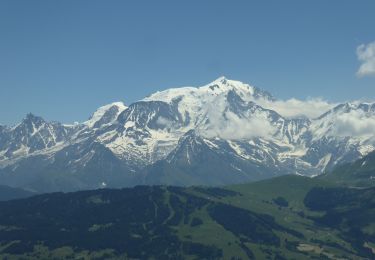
[257, 98, 335, 119]
[198, 98, 277, 140]
[156, 116, 174, 128]
[201, 111, 276, 140]
[333, 110, 375, 138]
[357, 41, 375, 77]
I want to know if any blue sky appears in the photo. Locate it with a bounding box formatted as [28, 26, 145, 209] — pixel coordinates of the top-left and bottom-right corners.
[0, 0, 374, 125]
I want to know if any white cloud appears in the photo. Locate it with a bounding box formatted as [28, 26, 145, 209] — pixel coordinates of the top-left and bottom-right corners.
[257, 98, 336, 119]
[197, 94, 335, 140]
[219, 112, 276, 140]
[156, 116, 173, 128]
[356, 41, 375, 77]
[333, 110, 375, 138]
[200, 110, 276, 140]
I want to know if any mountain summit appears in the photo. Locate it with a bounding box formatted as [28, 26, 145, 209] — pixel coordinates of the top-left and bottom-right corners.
[0, 78, 374, 192]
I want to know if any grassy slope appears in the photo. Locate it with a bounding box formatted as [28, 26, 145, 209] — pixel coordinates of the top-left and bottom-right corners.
[181, 175, 358, 259]
[0, 175, 373, 259]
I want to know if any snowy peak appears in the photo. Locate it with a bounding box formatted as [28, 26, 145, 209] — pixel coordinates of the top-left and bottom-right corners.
[138, 77, 281, 142]
[203, 76, 275, 101]
[143, 77, 274, 104]
[200, 76, 252, 95]
[319, 101, 375, 119]
[117, 100, 183, 130]
[14, 113, 49, 135]
[85, 102, 127, 128]
[312, 101, 375, 140]
[0, 113, 72, 160]
[23, 113, 45, 124]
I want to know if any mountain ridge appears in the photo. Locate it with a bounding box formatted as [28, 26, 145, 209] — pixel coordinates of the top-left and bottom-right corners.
[0, 77, 374, 192]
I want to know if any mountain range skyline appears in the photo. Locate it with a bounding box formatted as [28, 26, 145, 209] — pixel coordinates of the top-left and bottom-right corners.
[1, 76, 374, 192]
[2, 74, 374, 126]
[1, 76, 372, 126]
[1, 1, 375, 126]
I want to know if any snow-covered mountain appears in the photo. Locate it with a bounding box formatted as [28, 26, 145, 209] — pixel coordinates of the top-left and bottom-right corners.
[0, 77, 374, 192]
[0, 114, 75, 165]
